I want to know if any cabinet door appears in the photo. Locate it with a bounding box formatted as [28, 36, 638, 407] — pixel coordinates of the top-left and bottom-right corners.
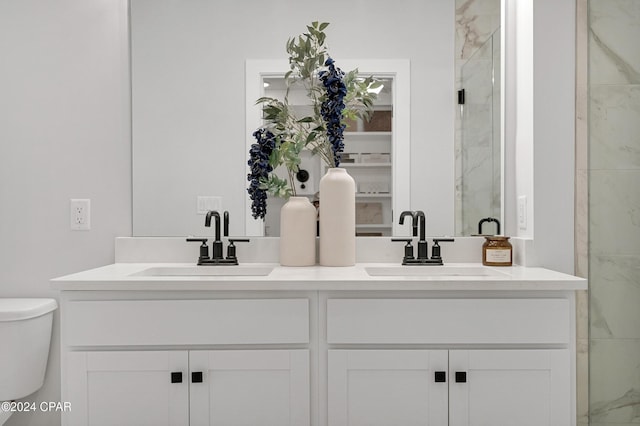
[328, 350, 448, 426]
[189, 349, 310, 426]
[448, 350, 571, 426]
[66, 351, 189, 426]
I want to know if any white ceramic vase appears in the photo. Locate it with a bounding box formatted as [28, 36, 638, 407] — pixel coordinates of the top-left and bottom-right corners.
[319, 168, 356, 266]
[279, 196, 317, 266]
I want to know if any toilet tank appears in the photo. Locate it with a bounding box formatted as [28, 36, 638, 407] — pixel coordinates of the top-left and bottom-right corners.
[0, 298, 57, 401]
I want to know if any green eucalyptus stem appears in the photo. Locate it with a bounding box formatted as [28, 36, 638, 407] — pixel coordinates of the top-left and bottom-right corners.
[252, 21, 377, 202]
[287, 169, 297, 197]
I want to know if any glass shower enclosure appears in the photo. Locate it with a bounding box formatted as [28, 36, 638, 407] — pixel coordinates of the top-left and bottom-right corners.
[457, 28, 502, 236]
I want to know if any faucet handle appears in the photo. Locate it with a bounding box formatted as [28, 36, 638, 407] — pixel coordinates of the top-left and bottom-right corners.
[226, 238, 250, 261]
[186, 238, 209, 263]
[431, 238, 455, 262]
[392, 238, 415, 262]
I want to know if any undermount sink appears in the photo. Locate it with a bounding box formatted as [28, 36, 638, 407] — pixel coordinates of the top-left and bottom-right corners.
[130, 265, 274, 277]
[365, 266, 509, 277]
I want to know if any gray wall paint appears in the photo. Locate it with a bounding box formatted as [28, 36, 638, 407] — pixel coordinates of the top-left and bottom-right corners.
[0, 1, 131, 424]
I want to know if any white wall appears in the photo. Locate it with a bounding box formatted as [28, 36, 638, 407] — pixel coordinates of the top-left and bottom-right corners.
[0, 1, 131, 424]
[504, 0, 575, 273]
[532, 0, 576, 274]
[131, 0, 456, 237]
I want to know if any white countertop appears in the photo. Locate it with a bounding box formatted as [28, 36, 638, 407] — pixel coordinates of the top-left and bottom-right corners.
[51, 263, 587, 292]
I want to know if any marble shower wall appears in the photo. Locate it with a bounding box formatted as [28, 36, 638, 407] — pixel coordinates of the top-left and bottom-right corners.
[455, 0, 501, 235]
[589, 0, 640, 424]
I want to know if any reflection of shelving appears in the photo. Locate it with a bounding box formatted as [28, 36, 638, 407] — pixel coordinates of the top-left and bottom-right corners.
[337, 108, 393, 237]
[341, 163, 391, 168]
[265, 78, 394, 237]
[356, 193, 391, 199]
[344, 131, 392, 137]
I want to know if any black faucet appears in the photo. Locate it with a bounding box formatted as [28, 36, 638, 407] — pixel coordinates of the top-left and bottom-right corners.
[393, 211, 416, 262]
[415, 210, 428, 260]
[205, 210, 223, 259]
[399, 211, 418, 237]
[394, 210, 454, 265]
[399, 210, 427, 258]
[187, 211, 249, 265]
[478, 217, 501, 235]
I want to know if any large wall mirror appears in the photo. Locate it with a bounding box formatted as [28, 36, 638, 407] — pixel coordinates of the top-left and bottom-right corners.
[131, 0, 502, 238]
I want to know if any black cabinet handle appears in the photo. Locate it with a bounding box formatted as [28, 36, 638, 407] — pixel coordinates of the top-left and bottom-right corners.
[434, 371, 446, 383]
[171, 372, 182, 383]
[455, 371, 467, 383]
[192, 371, 203, 383]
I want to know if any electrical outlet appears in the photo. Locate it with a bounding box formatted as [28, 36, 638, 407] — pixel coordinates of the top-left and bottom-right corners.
[518, 195, 527, 230]
[70, 199, 91, 230]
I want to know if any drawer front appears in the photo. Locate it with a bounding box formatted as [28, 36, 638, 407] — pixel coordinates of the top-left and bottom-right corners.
[327, 298, 570, 345]
[67, 299, 309, 346]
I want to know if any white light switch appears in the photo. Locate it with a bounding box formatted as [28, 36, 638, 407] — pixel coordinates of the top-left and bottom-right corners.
[518, 195, 527, 230]
[197, 196, 222, 215]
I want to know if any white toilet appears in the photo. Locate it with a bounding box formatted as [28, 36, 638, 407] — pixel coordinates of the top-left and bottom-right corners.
[0, 298, 57, 425]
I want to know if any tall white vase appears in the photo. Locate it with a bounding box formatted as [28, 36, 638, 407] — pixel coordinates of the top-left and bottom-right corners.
[319, 168, 356, 266]
[280, 196, 317, 266]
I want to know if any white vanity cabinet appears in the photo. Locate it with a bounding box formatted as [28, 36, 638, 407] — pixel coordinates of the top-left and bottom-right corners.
[325, 295, 575, 426]
[67, 349, 309, 426]
[447, 349, 569, 425]
[60, 296, 311, 426]
[54, 263, 584, 426]
[328, 349, 568, 426]
[328, 349, 449, 425]
[67, 350, 189, 426]
[188, 349, 309, 425]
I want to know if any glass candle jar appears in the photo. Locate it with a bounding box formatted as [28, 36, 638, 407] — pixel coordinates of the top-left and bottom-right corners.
[482, 236, 512, 266]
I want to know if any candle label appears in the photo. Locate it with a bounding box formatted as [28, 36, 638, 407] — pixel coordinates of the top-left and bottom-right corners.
[485, 249, 511, 263]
